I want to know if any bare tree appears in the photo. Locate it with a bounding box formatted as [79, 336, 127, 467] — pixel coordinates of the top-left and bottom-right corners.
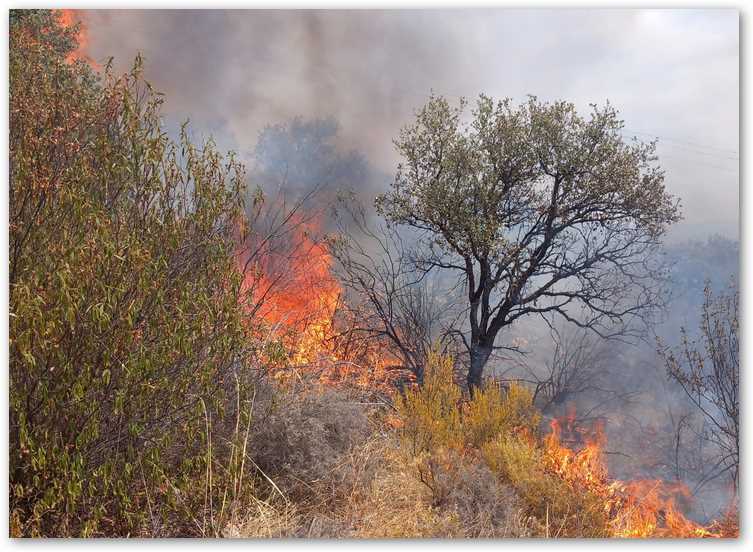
[663, 403, 724, 497]
[523, 327, 604, 413]
[329, 198, 463, 384]
[376, 94, 681, 393]
[658, 281, 739, 488]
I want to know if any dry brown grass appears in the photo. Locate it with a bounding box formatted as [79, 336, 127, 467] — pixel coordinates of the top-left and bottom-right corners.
[348, 442, 532, 538]
[247, 381, 373, 499]
[224, 389, 530, 538]
[222, 354, 613, 539]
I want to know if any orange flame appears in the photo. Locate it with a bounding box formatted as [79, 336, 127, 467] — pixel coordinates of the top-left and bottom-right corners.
[544, 412, 736, 538]
[236, 212, 341, 365]
[235, 209, 737, 535]
[234, 210, 401, 389]
[56, 9, 97, 68]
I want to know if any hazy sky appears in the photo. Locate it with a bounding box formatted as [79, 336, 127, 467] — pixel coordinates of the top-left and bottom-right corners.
[83, 9, 740, 240]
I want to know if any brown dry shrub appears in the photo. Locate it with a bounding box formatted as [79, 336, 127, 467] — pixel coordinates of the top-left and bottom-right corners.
[228, 357, 532, 538]
[222, 377, 376, 537]
[246, 380, 374, 502]
[229, 428, 530, 538]
[343, 439, 530, 538]
[441, 452, 531, 537]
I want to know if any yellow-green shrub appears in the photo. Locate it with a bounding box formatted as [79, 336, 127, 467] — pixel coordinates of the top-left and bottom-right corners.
[481, 435, 610, 537]
[395, 351, 462, 453]
[395, 351, 540, 453]
[395, 352, 609, 537]
[9, 11, 257, 536]
[463, 381, 540, 449]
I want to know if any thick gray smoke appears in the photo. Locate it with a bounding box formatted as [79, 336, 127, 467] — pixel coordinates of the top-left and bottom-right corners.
[250, 117, 387, 219]
[83, 9, 739, 238]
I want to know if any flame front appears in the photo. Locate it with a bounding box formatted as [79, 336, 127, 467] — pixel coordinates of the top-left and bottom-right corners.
[234, 211, 738, 536]
[237, 213, 341, 365]
[543, 412, 736, 538]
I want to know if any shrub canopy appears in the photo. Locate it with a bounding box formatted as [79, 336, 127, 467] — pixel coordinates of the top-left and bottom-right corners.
[9, 10, 253, 536]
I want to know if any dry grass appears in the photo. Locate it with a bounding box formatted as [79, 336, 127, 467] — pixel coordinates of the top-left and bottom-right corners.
[226, 432, 531, 538]
[349, 442, 531, 538]
[246, 379, 373, 498]
[224, 369, 532, 539]
[225, 353, 740, 539]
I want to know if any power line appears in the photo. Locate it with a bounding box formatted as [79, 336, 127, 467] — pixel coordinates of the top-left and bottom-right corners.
[398, 88, 740, 170]
[658, 154, 739, 174]
[619, 131, 739, 163]
[622, 128, 738, 156]
[655, 143, 738, 162]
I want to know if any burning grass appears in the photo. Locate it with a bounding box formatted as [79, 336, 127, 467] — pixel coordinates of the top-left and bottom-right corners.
[220, 350, 737, 539]
[542, 415, 737, 538]
[391, 353, 738, 538]
[231, 214, 738, 538]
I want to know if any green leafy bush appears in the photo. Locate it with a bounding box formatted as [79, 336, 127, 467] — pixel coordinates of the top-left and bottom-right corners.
[9, 10, 257, 536]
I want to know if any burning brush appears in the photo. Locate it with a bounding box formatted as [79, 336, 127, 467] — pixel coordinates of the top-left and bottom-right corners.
[544, 410, 737, 538]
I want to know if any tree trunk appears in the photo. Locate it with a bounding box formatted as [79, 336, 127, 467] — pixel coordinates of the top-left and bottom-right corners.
[414, 363, 425, 386]
[467, 343, 492, 396]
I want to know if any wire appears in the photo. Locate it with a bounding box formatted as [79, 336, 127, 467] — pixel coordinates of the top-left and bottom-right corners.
[622, 128, 738, 157]
[658, 154, 739, 174]
[400, 88, 740, 171]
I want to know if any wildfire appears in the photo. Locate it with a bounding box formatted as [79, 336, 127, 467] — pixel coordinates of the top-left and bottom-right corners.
[56, 9, 97, 67]
[543, 410, 736, 538]
[237, 212, 341, 365]
[235, 210, 402, 390]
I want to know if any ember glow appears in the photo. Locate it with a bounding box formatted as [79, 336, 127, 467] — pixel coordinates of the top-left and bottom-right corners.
[543, 410, 736, 538]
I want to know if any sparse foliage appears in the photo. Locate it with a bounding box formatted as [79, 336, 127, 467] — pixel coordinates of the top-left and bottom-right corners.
[659, 282, 739, 488]
[524, 326, 638, 417]
[330, 201, 462, 384]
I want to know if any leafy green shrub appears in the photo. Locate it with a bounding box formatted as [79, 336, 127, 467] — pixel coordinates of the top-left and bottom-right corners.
[9, 10, 257, 536]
